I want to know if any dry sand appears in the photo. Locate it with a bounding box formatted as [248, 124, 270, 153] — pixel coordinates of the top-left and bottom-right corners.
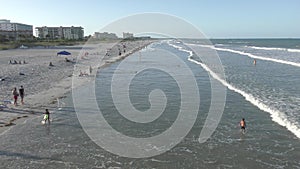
[0, 39, 154, 133]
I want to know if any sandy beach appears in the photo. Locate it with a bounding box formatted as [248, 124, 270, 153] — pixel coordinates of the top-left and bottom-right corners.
[0, 39, 154, 134]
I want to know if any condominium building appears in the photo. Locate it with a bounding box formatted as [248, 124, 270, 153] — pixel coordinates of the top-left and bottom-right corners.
[0, 19, 33, 40]
[93, 32, 118, 39]
[35, 26, 84, 40]
[123, 32, 134, 39]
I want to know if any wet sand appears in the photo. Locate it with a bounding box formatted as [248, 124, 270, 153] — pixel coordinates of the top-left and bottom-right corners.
[0, 39, 154, 134]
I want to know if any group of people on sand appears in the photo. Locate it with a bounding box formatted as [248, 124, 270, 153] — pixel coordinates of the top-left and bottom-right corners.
[11, 86, 25, 106]
[11, 86, 51, 125]
[79, 66, 93, 77]
[9, 60, 26, 65]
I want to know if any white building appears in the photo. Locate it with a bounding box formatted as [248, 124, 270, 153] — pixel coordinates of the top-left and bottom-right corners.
[93, 32, 118, 39]
[0, 19, 33, 40]
[35, 26, 84, 40]
[123, 32, 134, 39]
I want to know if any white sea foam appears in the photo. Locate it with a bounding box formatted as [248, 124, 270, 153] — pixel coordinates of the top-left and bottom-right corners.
[249, 46, 287, 51]
[190, 44, 300, 68]
[168, 41, 300, 139]
[248, 46, 300, 53]
[167, 40, 193, 57]
[287, 49, 300, 53]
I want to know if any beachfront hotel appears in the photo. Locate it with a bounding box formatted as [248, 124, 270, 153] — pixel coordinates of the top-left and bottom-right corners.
[35, 26, 84, 40]
[0, 19, 33, 41]
[123, 32, 134, 39]
[93, 32, 118, 39]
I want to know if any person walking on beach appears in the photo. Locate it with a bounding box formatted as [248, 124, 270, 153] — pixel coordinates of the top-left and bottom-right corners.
[12, 87, 19, 106]
[89, 65, 92, 75]
[240, 118, 246, 133]
[19, 85, 25, 105]
[43, 109, 50, 124]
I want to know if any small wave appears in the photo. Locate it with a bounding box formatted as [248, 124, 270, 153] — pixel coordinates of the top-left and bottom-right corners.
[188, 56, 300, 139]
[287, 49, 300, 53]
[191, 44, 300, 68]
[248, 46, 300, 53]
[167, 40, 193, 57]
[249, 46, 287, 51]
[168, 41, 300, 139]
[214, 44, 225, 46]
[228, 41, 249, 44]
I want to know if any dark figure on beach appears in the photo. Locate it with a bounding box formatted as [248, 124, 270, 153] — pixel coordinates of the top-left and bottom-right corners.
[65, 58, 71, 62]
[118, 49, 122, 56]
[240, 118, 246, 133]
[19, 85, 25, 104]
[12, 87, 19, 106]
[43, 109, 50, 124]
[89, 66, 92, 74]
[123, 44, 126, 53]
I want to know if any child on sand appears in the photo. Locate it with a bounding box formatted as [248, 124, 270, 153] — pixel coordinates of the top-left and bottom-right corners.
[43, 109, 50, 124]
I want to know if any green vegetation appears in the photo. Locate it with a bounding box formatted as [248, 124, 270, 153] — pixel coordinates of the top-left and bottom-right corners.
[0, 36, 154, 50]
[0, 43, 18, 50]
[0, 38, 88, 50]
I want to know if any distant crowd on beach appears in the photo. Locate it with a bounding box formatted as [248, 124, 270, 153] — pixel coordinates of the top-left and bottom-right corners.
[9, 60, 27, 65]
[79, 66, 93, 77]
[11, 86, 25, 106]
[105, 43, 127, 57]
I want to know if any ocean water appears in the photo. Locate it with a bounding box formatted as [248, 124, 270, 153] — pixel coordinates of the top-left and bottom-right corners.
[0, 39, 300, 168]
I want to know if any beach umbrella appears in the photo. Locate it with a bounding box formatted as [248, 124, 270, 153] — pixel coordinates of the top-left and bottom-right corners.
[57, 51, 71, 56]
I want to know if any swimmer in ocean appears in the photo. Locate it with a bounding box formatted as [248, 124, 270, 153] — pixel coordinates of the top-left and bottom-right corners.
[240, 118, 246, 133]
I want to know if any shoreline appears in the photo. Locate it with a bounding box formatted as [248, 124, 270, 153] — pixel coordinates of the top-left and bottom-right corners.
[0, 39, 155, 134]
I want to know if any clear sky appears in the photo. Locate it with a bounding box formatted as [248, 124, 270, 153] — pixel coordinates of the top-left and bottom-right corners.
[1, 0, 299, 38]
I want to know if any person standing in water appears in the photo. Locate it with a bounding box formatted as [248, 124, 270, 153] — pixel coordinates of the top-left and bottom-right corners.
[19, 85, 25, 105]
[240, 118, 246, 133]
